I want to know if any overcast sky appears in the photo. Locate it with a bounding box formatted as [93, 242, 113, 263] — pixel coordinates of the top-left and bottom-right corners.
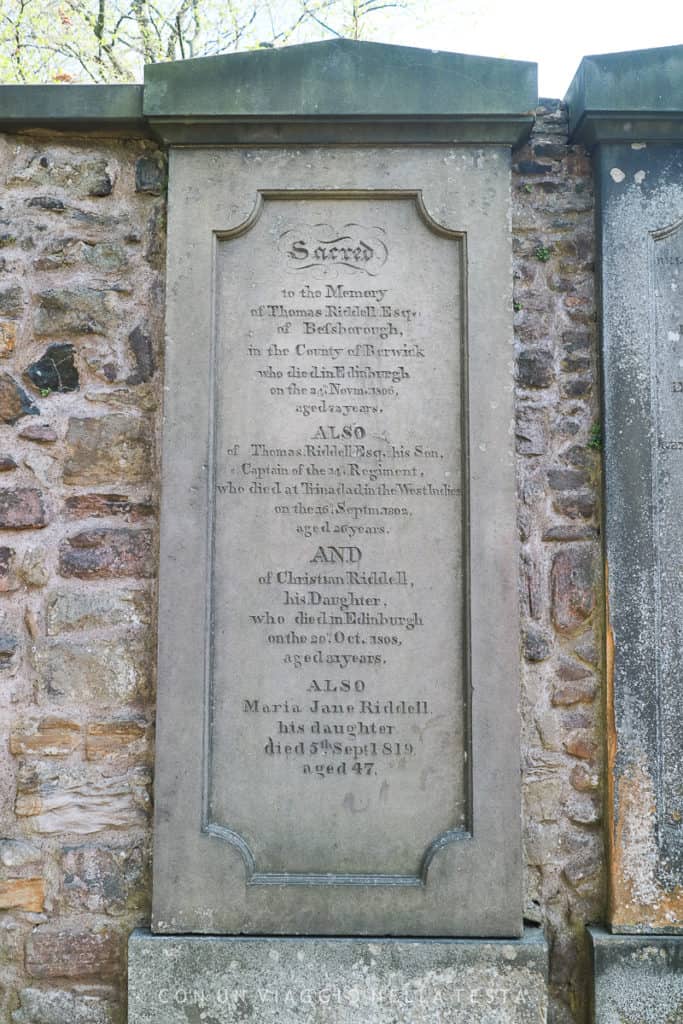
[368, 0, 681, 98]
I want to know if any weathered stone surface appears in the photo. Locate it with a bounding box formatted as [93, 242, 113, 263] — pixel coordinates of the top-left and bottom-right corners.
[34, 238, 126, 273]
[548, 468, 587, 490]
[557, 655, 592, 681]
[129, 931, 548, 1024]
[550, 547, 594, 634]
[589, 928, 683, 1024]
[551, 676, 596, 706]
[85, 383, 158, 412]
[560, 377, 591, 399]
[135, 155, 166, 195]
[86, 718, 147, 760]
[563, 730, 596, 760]
[562, 838, 602, 891]
[8, 154, 115, 197]
[0, 629, 18, 664]
[64, 493, 154, 521]
[516, 407, 548, 456]
[593, 139, 683, 930]
[522, 625, 552, 662]
[15, 762, 150, 835]
[62, 842, 145, 914]
[20, 547, 49, 588]
[33, 637, 150, 703]
[34, 288, 115, 336]
[10, 716, 81, 756]
[24, 344, 78, 394]
[516, 346, 554, 388]
[0, 373, 38, 423]
[26, 196, 65, 212]
[0, 286, 24, 317]
[12, 987, 119, 1024]
[59, 529, 154, 579]
[542, 523, 597, 542]
[18, 424, 58, 443]
[0, 839, 41, 868]
[525, 779, 562, 823]
[0, 321, 17, 356]
[552, 491, 596, 519]
[46, 588, 150, 634]
[25, 926, 122, 979]
[126, 326, 155, 384]
[0, 878, 44, 912]
[563, 791, 600, 825]
[570, 763, 599, 793]
[0, 546, 19, 591]
[0, 489, 47, 529]
[63, 415, 152, 485]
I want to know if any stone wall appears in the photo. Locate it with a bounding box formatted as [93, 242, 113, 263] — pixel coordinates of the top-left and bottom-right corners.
[0, 133, 166, 1023]
[512, 102, 603, 1024]
[0, 112, 604, 1023]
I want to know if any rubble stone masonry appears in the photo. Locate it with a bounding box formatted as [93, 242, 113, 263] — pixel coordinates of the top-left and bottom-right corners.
[513, 102, 603, 1024]
[0, 132, 165, 1023]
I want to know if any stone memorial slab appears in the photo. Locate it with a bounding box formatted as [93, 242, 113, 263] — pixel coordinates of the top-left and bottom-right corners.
[568, 46, 683, 932]
[595, 144, 683, 931]
[128, 930, 548, 1024]
[150, 44, 529, 938]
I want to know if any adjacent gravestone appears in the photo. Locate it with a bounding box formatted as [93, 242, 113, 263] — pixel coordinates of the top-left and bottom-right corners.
[129, 40, 548, 1023]
[567, 43, 683, 1024]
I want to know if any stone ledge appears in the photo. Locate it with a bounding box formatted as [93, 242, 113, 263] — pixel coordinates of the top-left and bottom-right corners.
[566, 45, 683, 146]
[143, 40, 537, 146]
[0, 84, 147, 135]
[589, 927, 683, 1023]
[128, 929, 548, 1024]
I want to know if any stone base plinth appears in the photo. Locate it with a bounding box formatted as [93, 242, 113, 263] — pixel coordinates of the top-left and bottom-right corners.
[128, 929, 548, 1024]
[589, 927, 683, 1023]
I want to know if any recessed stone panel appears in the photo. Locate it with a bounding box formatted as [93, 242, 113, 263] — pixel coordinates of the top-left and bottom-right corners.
[209, 194, 465, 882]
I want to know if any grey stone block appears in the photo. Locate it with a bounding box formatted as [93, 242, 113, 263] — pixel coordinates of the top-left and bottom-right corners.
[589, 927, 683, 1023]
[0, 84, 145, 135]
[566, 44, 683, 145]
[143, 39, 536, 145]
[129, 929, 548, 1024]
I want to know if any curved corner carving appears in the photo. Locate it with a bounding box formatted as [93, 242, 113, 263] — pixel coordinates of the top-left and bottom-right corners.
[420, 827, 471, 882]
[651, 216, 683, 242]
[215, 192, 265, 241]
[413, 191, 466, 242]
[205, 822, 256, 877]
[204, 817, 470, 888]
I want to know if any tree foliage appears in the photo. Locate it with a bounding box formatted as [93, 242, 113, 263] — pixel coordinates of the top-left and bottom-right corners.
[0, 0, 411, 83]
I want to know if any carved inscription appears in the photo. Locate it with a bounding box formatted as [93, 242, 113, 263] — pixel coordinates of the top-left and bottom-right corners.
[653, 220, 683, 858]
[209, 196, 467, 878]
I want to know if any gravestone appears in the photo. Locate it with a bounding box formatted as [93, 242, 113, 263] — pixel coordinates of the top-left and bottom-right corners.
[567, 44, 683, 1023]
[129, 40, 548, 1022]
